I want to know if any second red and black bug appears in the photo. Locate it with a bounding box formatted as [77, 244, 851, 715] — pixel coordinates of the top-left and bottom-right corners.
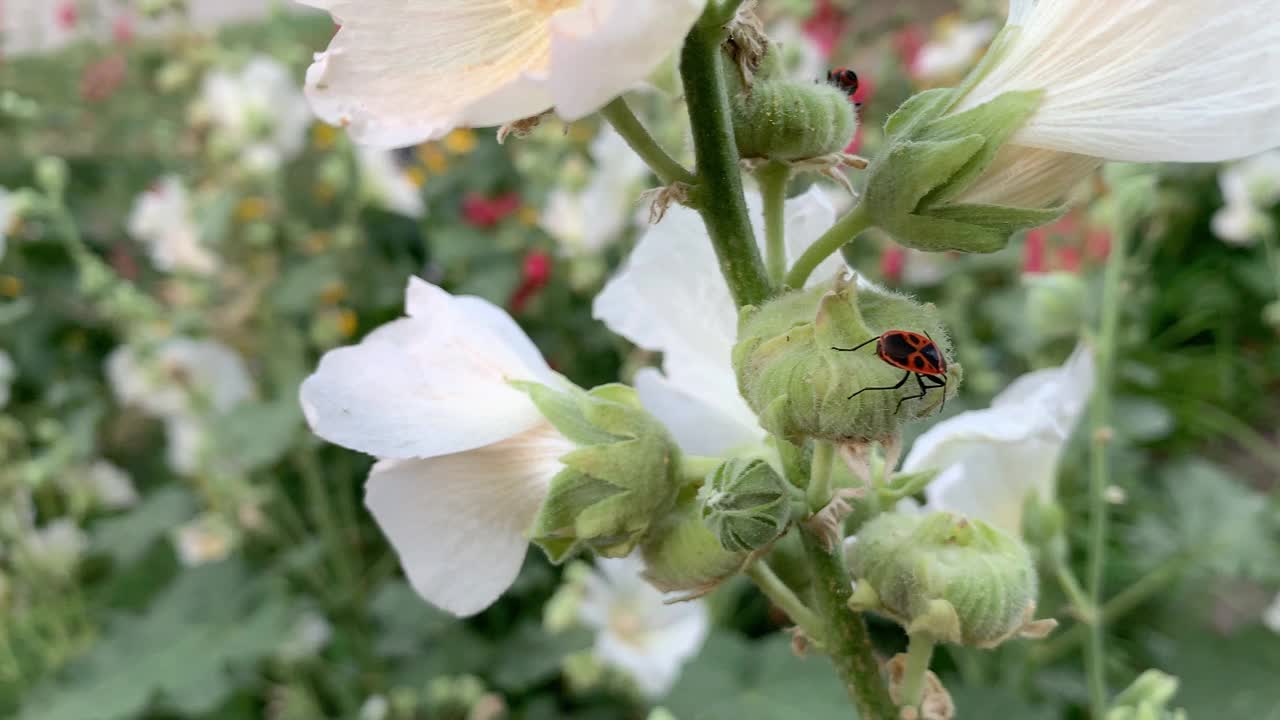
[826, 67, 861, 107]
[832, 330, 948, 413]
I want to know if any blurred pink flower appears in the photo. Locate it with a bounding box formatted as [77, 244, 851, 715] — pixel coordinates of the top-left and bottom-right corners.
[510, 251, 553, 314]
[803, 0, 845, 58]
[462, 192, 521, 228]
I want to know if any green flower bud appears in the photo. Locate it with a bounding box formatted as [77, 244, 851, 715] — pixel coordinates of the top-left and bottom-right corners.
[863, 82, 1063, 254]
[641, 490, 748, 596]
[1107, 670, 1186, 720]
[1024, 271, 1089, 343]
[34, 156, 68, 198]
[726, 49, 857, 162]
[847, 512, 1051, 647]
[734, 273, 960, 445]
[519, 383, 682, 562]
[697, 458, 792, 553]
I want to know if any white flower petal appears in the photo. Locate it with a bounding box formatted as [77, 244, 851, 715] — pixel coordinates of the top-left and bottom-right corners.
[546, 0, 705, 120]
[962, 0, 1280, 162]
[301, 278, 556, 459]
[958, 146, 1101, 208]
[365, 423, 571, 617]
[902, 343, 1095, 535]
[634, 368, 760, 456]
[1264, 593, 1280, 634]
[357, 146, 426, 219]
[127, 177, 219, 275]
[594, 189, 838, 452]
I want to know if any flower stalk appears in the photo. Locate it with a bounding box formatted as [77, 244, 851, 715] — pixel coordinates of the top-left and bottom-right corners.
[745, 559, 825, 643]
[785, 204, 871, 289]
[600, 98, 697, 186]
[899, 633, 937, 711]
[679, 9, 772, 308]
[757, 160, 790, 286]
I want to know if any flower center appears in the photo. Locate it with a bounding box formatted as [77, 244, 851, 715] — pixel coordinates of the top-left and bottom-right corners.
[509, 0, 578, 16]
[607, 607, 649, 649]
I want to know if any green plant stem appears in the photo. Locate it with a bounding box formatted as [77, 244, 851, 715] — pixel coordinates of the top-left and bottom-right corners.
[294, 450, 360, 595]
[807, 440, 835, 512]
[758, 161, 790, 286]
[1085, 208, 1129, 717]
[785, 204, 871, 289]
[679, 12, 772, 307]
[681, 455, 725, 484]
[600, 98, 696, 186]
[746, 559, 825, 643]
[800, 528, 897, 720]
[899, 634, 937, 711]
[1033, 554, 1188, 665]
[1048, 553, 1097, 623]
[709, 0, 749, 25]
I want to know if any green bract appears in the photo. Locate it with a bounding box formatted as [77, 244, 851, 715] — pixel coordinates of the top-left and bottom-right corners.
[517, 382, 682, 562]
[862, 84, 1063, 254]
[641, 490, 748, 596]
[697, 457, 792, 553]
[847, 512, 1044, 647]
[733, 273, 959, 444]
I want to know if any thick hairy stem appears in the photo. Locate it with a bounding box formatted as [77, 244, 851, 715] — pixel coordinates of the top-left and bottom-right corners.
[600, 97, 697, 186]
[800, 528, 897, 720]
[679, 12, 772, 307]
[785, 204, 870, 289]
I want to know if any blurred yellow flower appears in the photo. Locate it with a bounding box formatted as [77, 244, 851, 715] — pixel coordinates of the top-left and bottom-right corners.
[312, 123, 340, 150]
[518, 206, 541, 227]
[235, 196, 270, 223]
[0, 276, 22, 298]
[404, 167, 427, 189]
[444, 129, 477, 155]
[336, 308, 359, 339]
[417, 144, 449, 175]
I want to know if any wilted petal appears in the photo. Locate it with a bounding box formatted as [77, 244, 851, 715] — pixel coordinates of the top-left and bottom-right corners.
[961, 0, 1280, 162]
[902, 343, 1095, 535]
[365, 423, 572, 617]
[301, 278, 559, 459]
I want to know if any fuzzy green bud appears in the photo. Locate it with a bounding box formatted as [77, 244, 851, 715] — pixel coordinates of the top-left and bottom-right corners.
[726, 49, 857, 162]
[847, 512, 1052, 647]
[734, 273, 959, 445]
[641, 490, 748, 596]
[1107, 671, 1186, 720]
[697, 458, 792, 553]
[519, 383, 681, 562]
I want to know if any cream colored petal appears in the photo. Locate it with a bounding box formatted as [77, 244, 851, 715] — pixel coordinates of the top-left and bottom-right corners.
[547, 0, 706, 120]
[365, 423, 571, 617]
[957, 145, 1100, 208]
[303, 0, 557, 147]
[964, 0, 1280, 162]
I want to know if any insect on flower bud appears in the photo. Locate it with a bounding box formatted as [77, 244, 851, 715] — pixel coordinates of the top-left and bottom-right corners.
[733, 273, 959, 445]
[847, 511, 1054, 647]
[698, 458, 792, 553]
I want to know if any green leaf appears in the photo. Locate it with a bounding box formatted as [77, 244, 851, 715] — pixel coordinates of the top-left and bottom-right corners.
[90, 487, 198, 568]
[18, 560, 297, 720]
[368, 580, 456, 658]
[948, 684, 1058, 720]
[924, 203, 1064, 235]
[883, 88, 954, 139]
[1151, 621, 1280, 719]
[918, 89, 1044, 206]
[491, 623, 592, 693]
[268, 255, 342, 314]
[865, 136, 986, 221]
[881, 212, 1011, 254]
[211, 398, 303, 473]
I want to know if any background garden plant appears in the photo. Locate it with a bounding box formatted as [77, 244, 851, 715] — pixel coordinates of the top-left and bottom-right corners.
[1, 1, 1279, 719]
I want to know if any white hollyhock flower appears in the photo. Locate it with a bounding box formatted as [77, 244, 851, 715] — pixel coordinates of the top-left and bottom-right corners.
[25, 519, 89, 578]
[1212, 150, 1280, 246]
[127, 177, 219, 275]
[106, 337, 254, 419]
[200, 55, 311, 171]
[85, 460, 139, 510]
[1264, 593, 1280, 633]
[576, 555, 709, 698]
[913, 19, 996, 82]
[298, 0, 707, 148]
[300, 277, 574, 616]
[172, 513, 238, 567]
[0, 350, 14, 409]
[594, 187, 845, 455]
[357, 146, 426, 219]
[900, 344, 1095, 536]
[278, 611, 334, 662]
[955, 0, 1280, 207]
[540, 127, 649, 255]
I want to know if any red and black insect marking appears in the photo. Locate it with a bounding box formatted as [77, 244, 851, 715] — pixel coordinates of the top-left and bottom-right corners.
[826, 67, 861, 108]
[832, 330, 948, 414]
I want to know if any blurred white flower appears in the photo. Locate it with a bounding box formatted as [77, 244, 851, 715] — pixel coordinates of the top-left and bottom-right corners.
[25, 519, 89, 578]
[540, 127, 649, 255]
[767, 19, 826, 83]
[594, 187, 846, 455]
[106, 337, 254, 419]
[1212, 150, 1280, 246]
[576, 555, 709, 698]
[86, 460, 139, 510]
[912, 19, 996, 82]
[358, 696, 390, 720]
[1264, 593, 1280, 633]
[200, 55, 311, 170]
[172, 513, 237, 567]
[127, 177, 219, 275]
[278, 611, 334, 662]
[300, 277, 573, 616]
[299, 0, 706, 147]
[0, 187, 12, 261]
[900, 344, 1095, 536]
[357, 146, 426, 219]
[0, 349, 14, 409]
[956, 0, 1280, 208]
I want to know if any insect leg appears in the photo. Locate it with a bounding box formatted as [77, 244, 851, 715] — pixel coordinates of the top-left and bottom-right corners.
[832, 336, 880, 353]
[921, 373, 947, 413]
[895, 373, 932, 414]
[848, 370, 910, 400]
